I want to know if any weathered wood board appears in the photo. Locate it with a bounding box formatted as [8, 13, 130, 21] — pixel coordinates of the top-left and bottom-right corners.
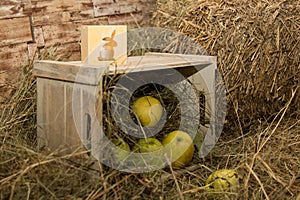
[30, 0, 93, 16]
[0, 16, 33, 46]
[34, 54, 212, 83]
[92, 0, 155, 25]
[0, 0, 32, 19]
[36, 78, 97, 151]
[33, 26, 45, 47]
[32, 8, 94, 26]
[92, 0, 143, 17]
[55, 42, 81, 61]
[41, 23, 80, 47]
[108, 12, 144, 25]
[74, 16, 108, 25]
[0, 43, 29, 102]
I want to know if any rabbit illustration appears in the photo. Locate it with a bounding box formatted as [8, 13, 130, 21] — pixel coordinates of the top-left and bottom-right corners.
[99, 30, 118, 61]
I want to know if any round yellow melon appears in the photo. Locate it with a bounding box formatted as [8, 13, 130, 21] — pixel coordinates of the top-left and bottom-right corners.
[132, 96, 163, 127]
[205, 169, 240, 193]
[162, 130, 194, 169]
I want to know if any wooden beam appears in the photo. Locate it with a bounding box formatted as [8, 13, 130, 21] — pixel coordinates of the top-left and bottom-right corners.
[33, 54, 213, 85]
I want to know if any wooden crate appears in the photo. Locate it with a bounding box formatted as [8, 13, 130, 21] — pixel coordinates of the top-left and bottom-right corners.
[33, 53, 216, 154]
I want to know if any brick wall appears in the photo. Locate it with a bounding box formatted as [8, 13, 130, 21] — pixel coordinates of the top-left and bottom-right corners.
[0, 0, 156, 102]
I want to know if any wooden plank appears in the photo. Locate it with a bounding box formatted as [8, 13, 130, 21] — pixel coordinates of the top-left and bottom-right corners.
[92, 2, 114, 17]
[32, 12, 72, 26]
[31, 0, 95, 28]
[73, 16, 108, 25]
[36, 78, 47, 148]
[117, 3, 142, 14]
[111, 55, 211, 73]
[33, 26, 45, 47]
[31, 0, 93, 16]
[68, 9, 94, 21]
[37, 78, 84, 151]
[0, 0, 32, 19]
[33, 60, 107, 85]
[64, 81, 84, 150]
[93, 0, 143, 17]
[0, 16, 33, 46]
[93, 0, 114, 4]
[33, 54, 213, 84]
[0, 43, 29, 100]
[39, 42, 80, 61]
[27, 43, 38, 61]
[0, 43, 29, 70]
[32, 9, 94, 26]
[54, 42, 81, 61]
[41, 23, 80, 47]
[37, 77, 96, 152]
[38, 79, 67, 150]
[108, 12, 143, 25]
[71, 82, 97, 152]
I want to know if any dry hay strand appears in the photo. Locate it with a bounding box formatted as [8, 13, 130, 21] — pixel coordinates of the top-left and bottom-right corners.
[0, 45, 73, 145]
[0, 60, 37, 145]
[153, 0, 300, 130]
[0, 62, 298, 199]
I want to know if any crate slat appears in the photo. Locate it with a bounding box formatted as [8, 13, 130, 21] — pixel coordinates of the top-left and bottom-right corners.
[34, 54, 213, 84]
[37, 78, 94, 151]
[34, 60, 105, 85]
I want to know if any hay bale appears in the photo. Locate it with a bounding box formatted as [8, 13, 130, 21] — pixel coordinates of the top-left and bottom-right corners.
[153, 0, 299, 129]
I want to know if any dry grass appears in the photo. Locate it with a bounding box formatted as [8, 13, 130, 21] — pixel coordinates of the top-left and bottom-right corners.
[0, 0, 300, 199]
[0, 66, 299, 199]
[153, 0, 300, 130]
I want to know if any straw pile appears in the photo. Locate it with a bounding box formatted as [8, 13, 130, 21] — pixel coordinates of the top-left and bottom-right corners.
[1, 67, 299, 199]
[153, 0, 300, 129]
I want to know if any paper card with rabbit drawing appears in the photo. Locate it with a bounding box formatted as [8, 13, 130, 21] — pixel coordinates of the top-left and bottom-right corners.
[81, 25, 127, 65]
